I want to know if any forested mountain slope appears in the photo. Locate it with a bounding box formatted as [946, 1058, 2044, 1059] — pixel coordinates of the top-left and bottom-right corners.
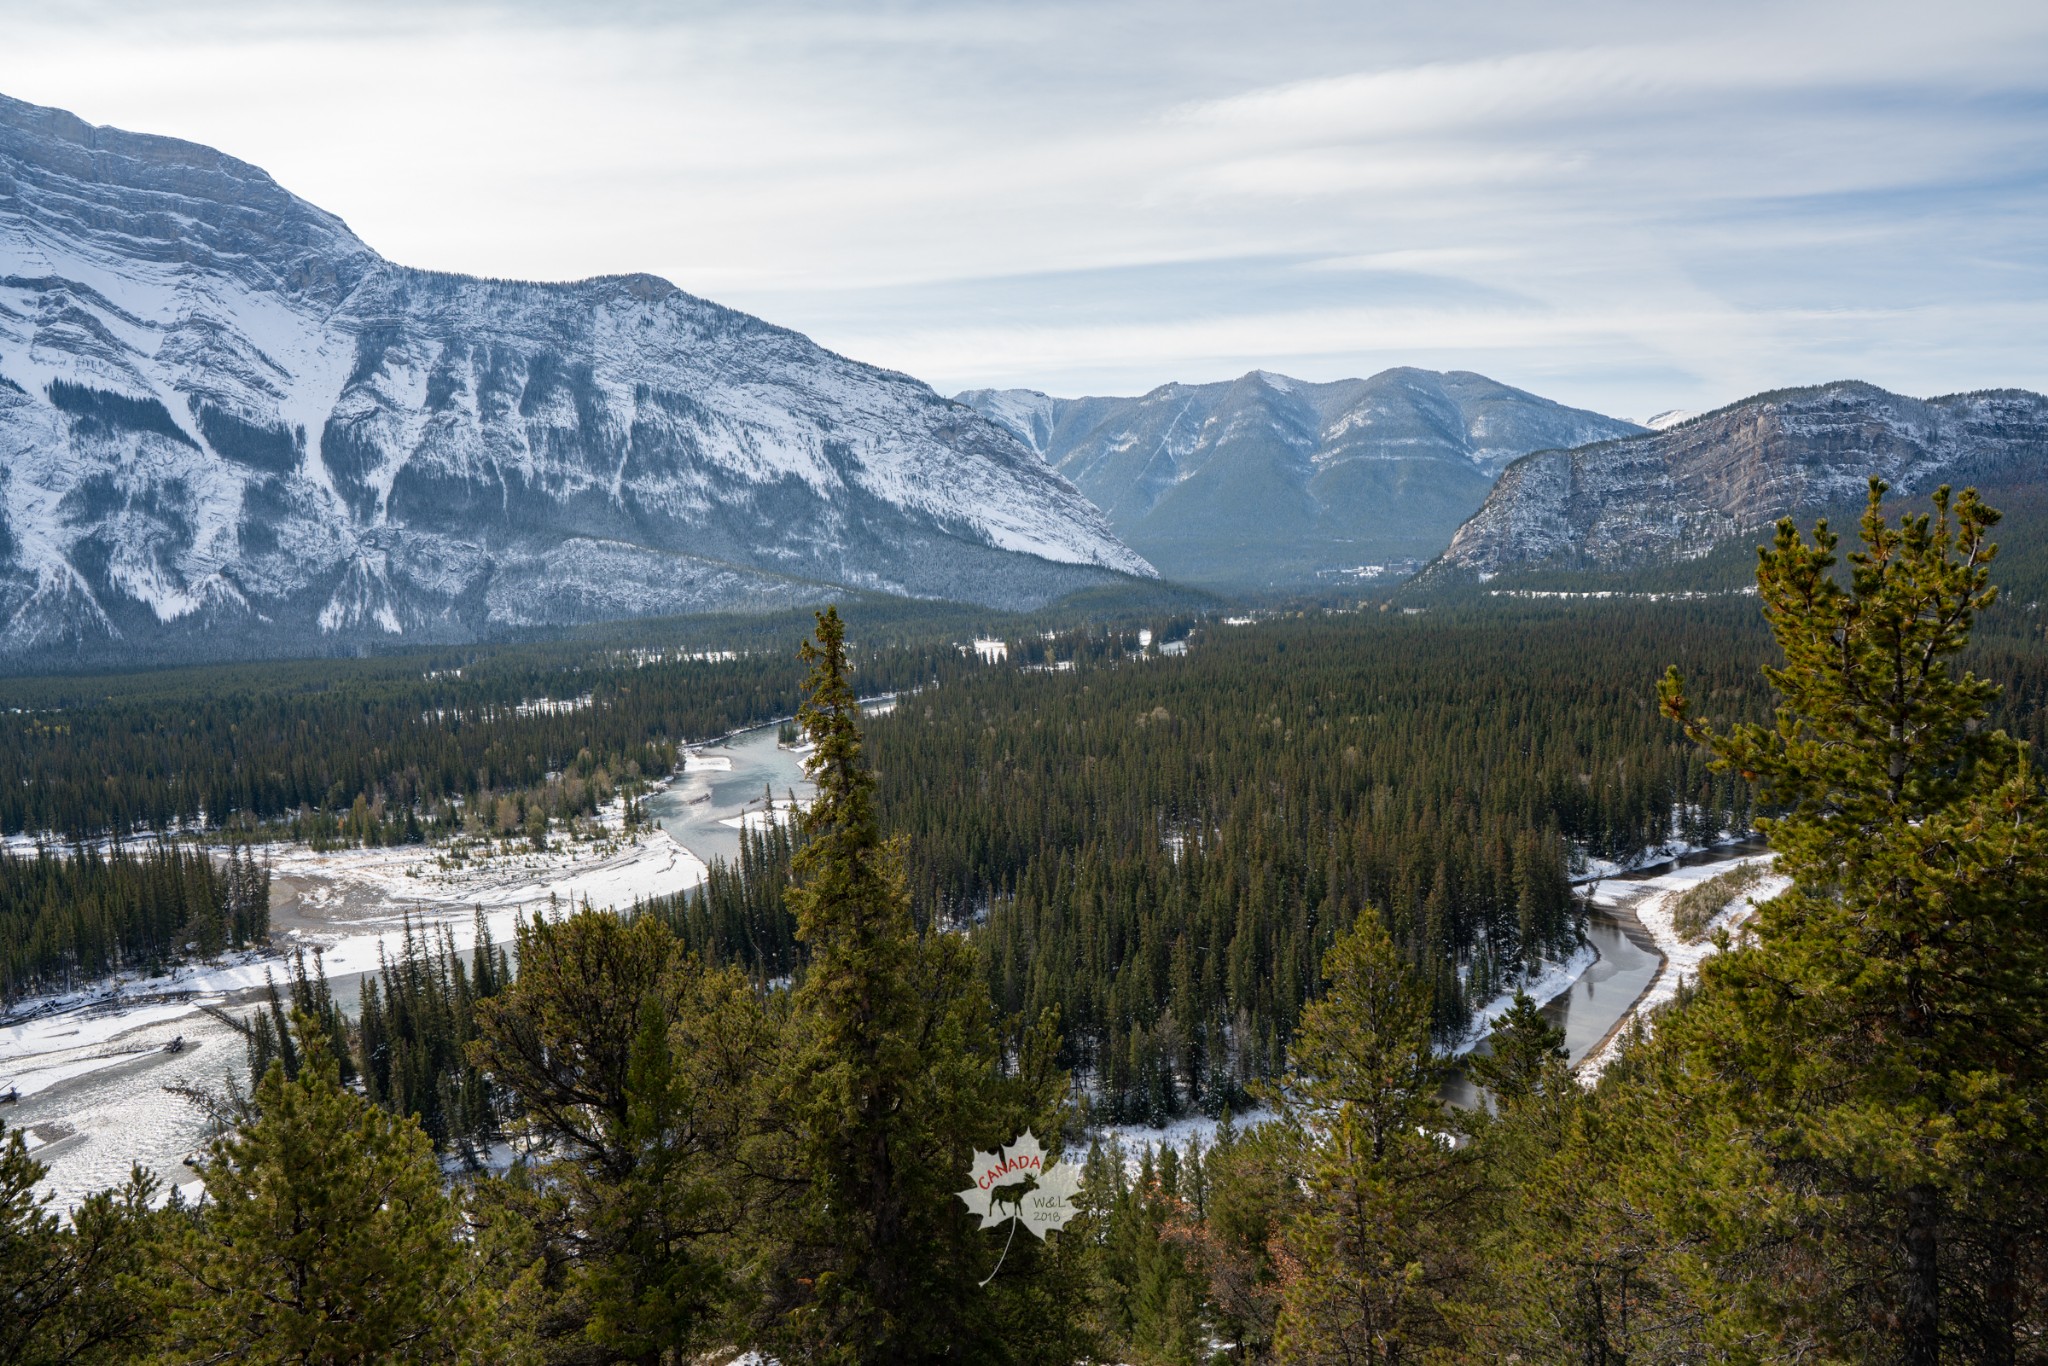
[958, 368, 1641, 590]
[0, 92, 1150, 670]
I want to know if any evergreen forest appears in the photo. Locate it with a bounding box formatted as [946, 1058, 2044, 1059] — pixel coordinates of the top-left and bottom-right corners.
[3, 483, 2046, 1362]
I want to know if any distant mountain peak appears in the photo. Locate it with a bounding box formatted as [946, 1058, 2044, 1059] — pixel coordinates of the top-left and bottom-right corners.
[0, 91, 1150, 667]
[958, 368, 1641, 590]
[1426, 380, 2048, 581]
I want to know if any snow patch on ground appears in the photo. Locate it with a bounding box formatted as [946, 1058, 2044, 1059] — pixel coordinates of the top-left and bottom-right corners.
[1087, 1108, 1279, 1175]
[1452, 942, 1600, 1057]
[269, 800, 705, 915]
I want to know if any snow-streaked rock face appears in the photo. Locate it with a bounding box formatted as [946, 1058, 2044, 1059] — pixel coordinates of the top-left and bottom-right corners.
[958, 368, 1640, 589]
[1432, 381, 2048, 578]
[0, 92, 1150, 667]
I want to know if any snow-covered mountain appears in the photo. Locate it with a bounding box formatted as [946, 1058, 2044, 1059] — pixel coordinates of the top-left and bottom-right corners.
[0, 93, 1151, 667]
[1428, 381, 2048, 579]
[958, 369, 1641, 590]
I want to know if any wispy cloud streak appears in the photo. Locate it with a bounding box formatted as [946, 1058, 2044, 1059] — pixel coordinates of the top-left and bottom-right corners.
[0, 0, 2042, 417]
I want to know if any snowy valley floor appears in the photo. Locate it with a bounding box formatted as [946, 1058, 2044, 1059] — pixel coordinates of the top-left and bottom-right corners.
[3, 783, 724, 1209]
[6, 807, 1783, 1205]
[1, 716, 838, 1210]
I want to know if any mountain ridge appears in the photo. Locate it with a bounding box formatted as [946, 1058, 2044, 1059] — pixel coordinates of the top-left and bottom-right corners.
[958, 367, 1643, 590]
[1421, 379, 2048, 584]
[0, 91, 1151, 668]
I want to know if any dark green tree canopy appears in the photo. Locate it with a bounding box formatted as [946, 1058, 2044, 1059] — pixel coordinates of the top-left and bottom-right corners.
[1659, 480, 2048, 1363]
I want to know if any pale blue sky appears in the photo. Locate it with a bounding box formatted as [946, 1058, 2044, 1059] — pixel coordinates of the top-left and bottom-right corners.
[3, 0, 2044, 420]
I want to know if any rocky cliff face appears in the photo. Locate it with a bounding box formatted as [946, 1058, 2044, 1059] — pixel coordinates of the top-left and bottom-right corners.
[959, 368, 1639, 590]
[1429, 382, 2048, 579]
[0, 92, 1150, 667]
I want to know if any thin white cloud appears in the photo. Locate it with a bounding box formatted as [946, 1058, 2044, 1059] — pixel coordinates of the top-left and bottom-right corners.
[0, 0, 2042, 418]
[1171, 49, 1681, 141]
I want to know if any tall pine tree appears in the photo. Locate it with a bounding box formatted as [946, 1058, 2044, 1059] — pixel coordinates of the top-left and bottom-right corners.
[471, 907, 771, 1362]
[155, 1014, 473, 1361]
[754, 607, 1082, 1365]
[1268, 913, 1478, 1363]
[1658, 481, 2048, 1361]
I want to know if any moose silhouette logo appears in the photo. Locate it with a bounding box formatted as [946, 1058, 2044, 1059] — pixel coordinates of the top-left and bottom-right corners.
[988, 1171, 1040, 1219]
[957, 1130, 1084, 1285]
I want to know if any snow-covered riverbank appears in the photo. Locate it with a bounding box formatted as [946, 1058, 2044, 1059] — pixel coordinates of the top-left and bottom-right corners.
[3, 779, 718, 1209]
[1572, 832, 1757, 884]
[2, 704, 852, 1211]
[1576, 853, 1787, 1080]
[1452, 943, 1601, 1058]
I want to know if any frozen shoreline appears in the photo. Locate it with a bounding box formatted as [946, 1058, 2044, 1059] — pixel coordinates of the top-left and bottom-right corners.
[1576, 853, 1787, 1081]
[3, 783, 718, 1209]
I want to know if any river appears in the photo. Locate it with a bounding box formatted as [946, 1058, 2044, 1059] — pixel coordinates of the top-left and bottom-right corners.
[1542, 905, 1662, 1061]
[645, 722, 816, 867]
[6, 716, 820, 1210]
[1442, 838, 1770, 1107]
[1550, 840, 1770, 1062]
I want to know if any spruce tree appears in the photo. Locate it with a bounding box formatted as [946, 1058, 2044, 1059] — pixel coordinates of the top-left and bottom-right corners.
[756, 607, 1080, 1365]
[1268, 912, 1477, 1363]
[1658, 481, 2048, 1361]
[1465, 990, 1568, 1106]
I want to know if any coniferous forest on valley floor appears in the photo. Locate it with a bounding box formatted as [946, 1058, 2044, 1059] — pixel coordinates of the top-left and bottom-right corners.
[6, 599, 1782, 1076]
[5, 487, 2048, 1362]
